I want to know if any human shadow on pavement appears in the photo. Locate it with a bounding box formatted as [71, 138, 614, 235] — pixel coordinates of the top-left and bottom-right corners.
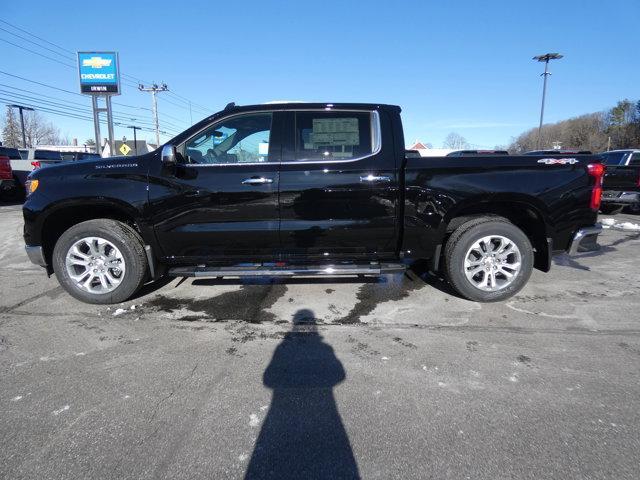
[244, 309, 360, 480]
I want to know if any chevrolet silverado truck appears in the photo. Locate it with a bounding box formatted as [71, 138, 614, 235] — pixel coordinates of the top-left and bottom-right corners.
[22, 102, 603, 304]
[599, 149, 640, 215]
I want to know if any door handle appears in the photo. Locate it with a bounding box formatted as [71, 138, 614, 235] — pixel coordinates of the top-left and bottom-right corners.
[242, 177, 273, 185]
[360, 174, 391, 183]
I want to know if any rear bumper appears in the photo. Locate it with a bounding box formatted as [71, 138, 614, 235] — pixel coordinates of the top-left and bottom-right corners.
[25, 245, 47, 267]
[568, 225, 602, 255]
[601, 191, 640, 205]
[0, 178, 15, 190]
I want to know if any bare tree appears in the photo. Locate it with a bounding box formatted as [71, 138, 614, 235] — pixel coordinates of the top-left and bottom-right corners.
[1, 106, 22, 147]
[22, 111, 61, 147]
[509, 99, 639, 153]
[443, 132, 469, 149]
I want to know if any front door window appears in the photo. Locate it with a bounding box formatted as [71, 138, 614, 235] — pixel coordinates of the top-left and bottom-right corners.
[184, 113, 272, 165]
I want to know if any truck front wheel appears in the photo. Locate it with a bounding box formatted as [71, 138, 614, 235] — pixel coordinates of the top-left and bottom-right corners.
[444, 219, 533, 302]
[52, 219, 148, 304]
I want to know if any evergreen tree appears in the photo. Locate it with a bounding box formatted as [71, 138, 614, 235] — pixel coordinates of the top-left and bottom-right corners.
[1, 106, 22, 147]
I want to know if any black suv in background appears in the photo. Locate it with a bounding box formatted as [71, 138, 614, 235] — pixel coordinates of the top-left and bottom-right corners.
[599, 149, 640, 214]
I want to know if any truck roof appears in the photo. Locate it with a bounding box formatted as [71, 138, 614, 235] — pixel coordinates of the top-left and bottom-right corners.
[222, 102, 401, 114]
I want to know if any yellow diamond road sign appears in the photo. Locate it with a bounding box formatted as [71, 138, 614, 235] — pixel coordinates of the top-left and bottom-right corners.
[119, 143, 132, 155]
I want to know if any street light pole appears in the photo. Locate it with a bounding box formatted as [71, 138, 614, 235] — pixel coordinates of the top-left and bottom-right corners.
[127, 125, 142, 155]
[533, 53, 563, 149]
[8, 104, 34, 148]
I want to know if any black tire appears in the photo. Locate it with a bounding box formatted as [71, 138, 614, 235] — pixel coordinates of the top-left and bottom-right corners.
[624, 203, 640, 215]
[599, 205, 624, 215]
[444, 218, 533, 302]
[52, 219, 147, 304]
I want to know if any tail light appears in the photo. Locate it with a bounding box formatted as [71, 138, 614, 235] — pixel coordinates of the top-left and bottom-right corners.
[587, 163, 605, 211]
[0, 155, 12, 180]
[31, 161, 41, 169]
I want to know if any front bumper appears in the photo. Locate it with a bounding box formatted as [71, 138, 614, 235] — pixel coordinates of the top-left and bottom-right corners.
[25, 245, 47, 267]
[568, 225, 602, 255]
[601, 191, 640, 205]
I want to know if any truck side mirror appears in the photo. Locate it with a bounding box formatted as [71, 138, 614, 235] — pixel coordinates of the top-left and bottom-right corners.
[161, 144, 177, 166]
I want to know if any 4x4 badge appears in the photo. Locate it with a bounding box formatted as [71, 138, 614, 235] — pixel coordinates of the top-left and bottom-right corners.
[537, 158, 579, 165]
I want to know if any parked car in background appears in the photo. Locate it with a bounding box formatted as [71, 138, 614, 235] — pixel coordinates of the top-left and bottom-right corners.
[599, 149, 640, 214]
[446, 150, 509, 157]
[9, 148, 65, 191]
[0, 146, 25, 200]
[524, 149, 592, 155]
[0, 154, 17, 200]
[60, 151, 102, 162]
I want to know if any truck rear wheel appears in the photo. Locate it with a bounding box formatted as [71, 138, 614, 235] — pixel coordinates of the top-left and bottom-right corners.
[52, 219, 147, 304]
[444, 219, 533, 302]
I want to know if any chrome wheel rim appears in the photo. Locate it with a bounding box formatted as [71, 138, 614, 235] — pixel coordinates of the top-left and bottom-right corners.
[463, 235, 521, 292]
[65, 237, 126, 294]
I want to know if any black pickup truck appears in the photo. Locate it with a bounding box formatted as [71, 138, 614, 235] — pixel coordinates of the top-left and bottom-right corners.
[22, 102, 603, 304]
[599, 149, 640, 214]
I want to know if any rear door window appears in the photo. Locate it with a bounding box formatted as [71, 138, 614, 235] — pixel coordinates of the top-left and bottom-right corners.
[293, 111, 379, 162]
[629, 153, 640, 166]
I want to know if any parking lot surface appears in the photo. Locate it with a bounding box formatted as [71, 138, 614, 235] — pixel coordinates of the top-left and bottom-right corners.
[1, 202, 639, 479]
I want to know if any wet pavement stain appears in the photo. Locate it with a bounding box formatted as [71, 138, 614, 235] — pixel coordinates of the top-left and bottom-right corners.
[466, 341, 479, 352]
[337, 272, 427, 324]
[517, 354, 532, 365]
[393, 337, 417, 349]
[146, 284, 287, 324]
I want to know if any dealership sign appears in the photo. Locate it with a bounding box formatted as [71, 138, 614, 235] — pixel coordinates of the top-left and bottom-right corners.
[77, 52, 120, 95]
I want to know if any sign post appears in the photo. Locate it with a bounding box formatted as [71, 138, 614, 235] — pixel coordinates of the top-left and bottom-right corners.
[77, 52, 121, 156]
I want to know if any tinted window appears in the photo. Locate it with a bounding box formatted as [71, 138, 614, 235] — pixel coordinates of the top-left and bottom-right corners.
[184, 113, 272, 165]
[294, 111, 377, 161]
[630, 153, 640, 166]
[0, 147, 21, 159]
[34, 150, 62, 160]
[600, 152, 628, 165]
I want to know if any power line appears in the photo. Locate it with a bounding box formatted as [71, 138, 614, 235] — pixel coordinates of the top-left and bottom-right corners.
[0, 17, 209, 114]
[0, 99, 177, 137]
[0, 18, 74, 56]
[0, 86, 182, 130]
[0, 72, 187, 130]
[0, 37, 76, 68]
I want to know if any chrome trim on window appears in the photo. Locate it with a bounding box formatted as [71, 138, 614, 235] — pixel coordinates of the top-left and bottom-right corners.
[180, 108, 383, 167]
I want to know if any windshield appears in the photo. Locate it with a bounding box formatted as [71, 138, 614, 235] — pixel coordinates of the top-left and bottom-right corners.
[600, 151, 628, 165]
[34, 150, 62, 160]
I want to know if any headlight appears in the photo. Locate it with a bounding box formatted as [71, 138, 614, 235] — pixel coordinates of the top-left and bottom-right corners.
[25, 179, 39, 195]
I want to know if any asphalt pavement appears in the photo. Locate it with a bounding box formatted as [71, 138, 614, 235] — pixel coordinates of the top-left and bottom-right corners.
[1, 202, 639, 480]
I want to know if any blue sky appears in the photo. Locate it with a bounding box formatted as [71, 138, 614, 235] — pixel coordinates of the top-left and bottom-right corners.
[1, 0, 639, 148]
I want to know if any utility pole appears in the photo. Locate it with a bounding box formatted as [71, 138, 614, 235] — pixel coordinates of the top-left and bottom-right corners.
[138, 83, 168, 147]
[8, 104, 34, 148]
[127, 125, 142, 155]
[533, 53, 563, 149]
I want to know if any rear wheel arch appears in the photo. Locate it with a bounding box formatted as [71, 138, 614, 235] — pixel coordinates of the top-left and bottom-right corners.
[443, 200, 552, 272]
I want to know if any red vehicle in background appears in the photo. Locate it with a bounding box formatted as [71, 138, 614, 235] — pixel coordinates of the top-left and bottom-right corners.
[0, 154, 18, 201]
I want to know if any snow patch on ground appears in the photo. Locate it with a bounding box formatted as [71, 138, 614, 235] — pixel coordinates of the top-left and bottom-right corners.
[249, 413, 260, 427]
[600, 218, 640, 231]
[53, 405, 70, 415]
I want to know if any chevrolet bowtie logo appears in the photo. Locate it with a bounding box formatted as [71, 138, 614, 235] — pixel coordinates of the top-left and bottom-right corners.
[82, 56, 112, 69]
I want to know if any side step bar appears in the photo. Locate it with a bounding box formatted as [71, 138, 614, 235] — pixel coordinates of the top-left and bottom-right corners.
[167, 262, 406, 278]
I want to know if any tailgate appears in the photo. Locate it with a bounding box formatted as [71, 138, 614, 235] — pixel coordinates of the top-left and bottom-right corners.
[603, 166, 640, 192]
